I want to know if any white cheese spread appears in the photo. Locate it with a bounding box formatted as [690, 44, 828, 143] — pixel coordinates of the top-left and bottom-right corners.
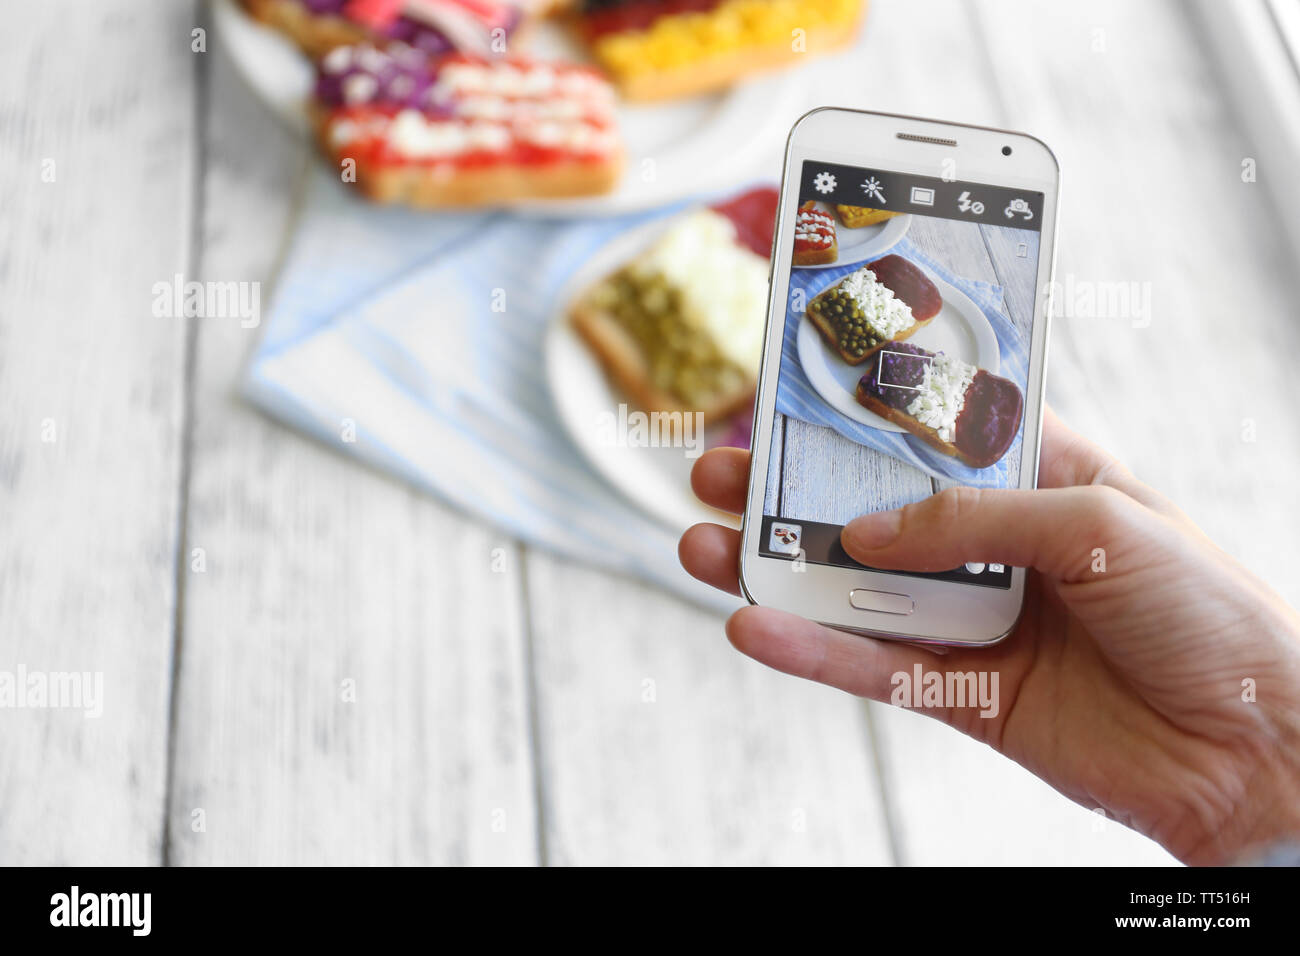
[906, 352, 976, 442]
[629, 209, 769, 372]
[837, 266, 916, 339]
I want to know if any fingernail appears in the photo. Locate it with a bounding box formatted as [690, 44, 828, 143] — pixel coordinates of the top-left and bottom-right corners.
[845, 510, 902, 549]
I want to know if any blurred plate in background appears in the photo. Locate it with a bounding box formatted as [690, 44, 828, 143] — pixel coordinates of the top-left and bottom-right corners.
[212, 0, 807, 217]
[545, 214, 744, 532]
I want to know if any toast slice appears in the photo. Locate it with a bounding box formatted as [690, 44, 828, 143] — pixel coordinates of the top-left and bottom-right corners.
[570, 301, 755, 422]
[239, 0, 532, 59]
[241, 0, 373, 58]
[576, 1, 864, 102]
[835, 204, 901, 228]
[855, 342, 1024, 469]
[805, 255, 940, 365]
[793, 202, 837, 266]
[313, 48, 623, 207]
[569, 198, 773, 424]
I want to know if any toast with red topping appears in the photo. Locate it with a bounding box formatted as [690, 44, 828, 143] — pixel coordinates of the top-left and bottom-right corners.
[793, 202, 837, 266]
[313, 45, 623, 205]
[239, 0, 538, 60]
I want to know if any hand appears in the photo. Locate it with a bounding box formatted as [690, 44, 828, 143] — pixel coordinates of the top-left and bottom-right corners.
[679, 407, 1300, 864]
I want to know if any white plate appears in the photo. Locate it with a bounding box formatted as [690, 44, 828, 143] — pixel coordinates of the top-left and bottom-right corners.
[212, 0, 806, 217]
[545, 215, 744, 533]
[796, 266, 1000, 433]
[793, 204, 911, 270]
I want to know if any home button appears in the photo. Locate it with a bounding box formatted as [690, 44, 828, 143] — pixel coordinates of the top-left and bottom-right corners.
[848, 588, 914, 615]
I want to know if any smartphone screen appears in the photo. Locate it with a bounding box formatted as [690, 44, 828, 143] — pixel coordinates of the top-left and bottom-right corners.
[759, 160, 1045, 591]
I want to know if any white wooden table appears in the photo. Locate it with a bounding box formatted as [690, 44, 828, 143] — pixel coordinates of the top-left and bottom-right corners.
[4, 0, 1296, 866]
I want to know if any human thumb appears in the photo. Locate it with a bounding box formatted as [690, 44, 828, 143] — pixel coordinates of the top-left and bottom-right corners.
[841, 485, 1144, 583]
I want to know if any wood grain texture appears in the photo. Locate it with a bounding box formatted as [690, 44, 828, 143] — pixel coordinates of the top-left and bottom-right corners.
[980, 224, 1040, 342]
[781, 419, 932, 523]
[522, 552, 893, 865]
[870, 703, 1178, 865]
[164, 48, 538, 865]
[842, 0, 1007, 125]
[0, 0, 198, 864]
[973, 0, 1300, 608]
[4, 0, 1294, 868]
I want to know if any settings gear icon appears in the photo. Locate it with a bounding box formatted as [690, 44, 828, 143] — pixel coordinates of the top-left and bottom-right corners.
[813, 171, 837, 194]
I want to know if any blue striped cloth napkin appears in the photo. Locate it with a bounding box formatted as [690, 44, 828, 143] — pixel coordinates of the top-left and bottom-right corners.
[776, 237, 1027, 488]
[243, 166, 739, 611]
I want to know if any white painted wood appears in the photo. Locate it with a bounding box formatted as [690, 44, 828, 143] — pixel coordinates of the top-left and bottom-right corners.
[164, 48, 538, 864]
[0, 0, 198, 865]
[1194, 0, 1300, 257]
[859, 0, 1299, 864]
[522, 553, 893, 865]
[842, 0, 1008, 126]
[870, 703, 1179, 865]
[980, 223, 1041, 341]
[973, 0, 1300, 613]
[782, 419, 933, 523]
[5, 0, 1291, 867]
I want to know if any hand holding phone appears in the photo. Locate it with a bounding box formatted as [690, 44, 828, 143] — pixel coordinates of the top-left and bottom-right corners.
[680, 109, 1300, 862]
[681, 407, 1300, 865]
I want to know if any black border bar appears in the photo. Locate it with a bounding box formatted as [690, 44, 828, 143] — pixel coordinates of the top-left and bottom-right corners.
[759, 515, 1013, 589]
[799, 160, 1044, 232]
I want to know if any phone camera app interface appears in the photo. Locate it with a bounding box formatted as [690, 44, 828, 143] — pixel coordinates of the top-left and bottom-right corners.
[761, 162, 1046, 589]
[768, 523, 803, 556]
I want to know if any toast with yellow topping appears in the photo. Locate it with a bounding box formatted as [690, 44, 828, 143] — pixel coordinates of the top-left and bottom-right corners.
[836, 205, 900, 228]
[573, 0, 866, 102]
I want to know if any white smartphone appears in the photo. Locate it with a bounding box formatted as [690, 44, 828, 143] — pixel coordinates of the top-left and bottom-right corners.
[740, 108, 1059, 646]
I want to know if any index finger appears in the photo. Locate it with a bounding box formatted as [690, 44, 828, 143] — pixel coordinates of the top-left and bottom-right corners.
[690, 446, 751, 515]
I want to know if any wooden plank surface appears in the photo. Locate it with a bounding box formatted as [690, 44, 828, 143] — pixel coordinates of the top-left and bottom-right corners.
[4, 0, 1292, 867]
[781, 421, 932, 524]
[871, 701, 1178, 864]
[522, 553, 893, 865]
[0, 0, 198, 865]
[975, 0, 1300, 610]
[164, 45, 538, 865]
